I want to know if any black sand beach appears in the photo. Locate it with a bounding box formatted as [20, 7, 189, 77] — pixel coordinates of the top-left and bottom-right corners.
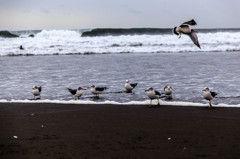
[1, 103, 240, 159]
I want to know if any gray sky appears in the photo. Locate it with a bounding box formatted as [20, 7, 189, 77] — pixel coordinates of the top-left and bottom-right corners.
[1, 0, 240, 30]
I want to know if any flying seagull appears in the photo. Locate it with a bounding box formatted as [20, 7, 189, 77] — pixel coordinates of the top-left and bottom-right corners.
[67, 87, 86, 100]
[32, 85, 42, 99]
[145, 87, 161, 106]
[202, 87, 218, 109]
[89, 85, 108, 97]
[173, 19, 201, 48]
[125, 80, 138, 93]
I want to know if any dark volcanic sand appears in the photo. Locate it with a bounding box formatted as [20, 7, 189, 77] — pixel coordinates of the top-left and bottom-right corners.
[0, 103, 240, 159]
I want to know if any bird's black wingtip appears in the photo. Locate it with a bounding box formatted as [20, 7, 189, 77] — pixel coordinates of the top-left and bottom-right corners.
[191, 19, 197, 25]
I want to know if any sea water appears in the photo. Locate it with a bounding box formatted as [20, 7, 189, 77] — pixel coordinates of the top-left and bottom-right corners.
[0, 52, 240, 105]
[0, 29, 240, 106]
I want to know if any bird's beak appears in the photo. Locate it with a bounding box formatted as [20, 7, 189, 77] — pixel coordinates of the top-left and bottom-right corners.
[145, 89, 148, 92]
[83, 88, 87, 90]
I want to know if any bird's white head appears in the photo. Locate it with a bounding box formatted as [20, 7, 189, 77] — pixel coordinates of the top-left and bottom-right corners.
[145, 87, 153, 92]
[202, 87, 210, 92]
[165, 85, 172, 90]
[126, 80, 129, 83]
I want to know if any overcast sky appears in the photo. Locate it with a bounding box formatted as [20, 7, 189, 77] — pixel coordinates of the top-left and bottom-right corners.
[0, 0, 240, 30]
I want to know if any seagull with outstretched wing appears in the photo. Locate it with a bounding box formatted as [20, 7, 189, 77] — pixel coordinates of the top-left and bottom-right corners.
[173, 19, 201, 48]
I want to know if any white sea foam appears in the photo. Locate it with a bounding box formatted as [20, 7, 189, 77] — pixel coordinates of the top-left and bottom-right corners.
[35, 30, 81, 40]
[0, 99, 240, 108]
[1, 30, 240, 56]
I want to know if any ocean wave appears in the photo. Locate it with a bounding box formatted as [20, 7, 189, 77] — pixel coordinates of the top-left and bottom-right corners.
[81, 28, 240, 37]
[2, 28, 240, 38]
[1, 29, 240, 56]
[81, 28, 171, 37]
[35, 30, 81, 39]
[0, 99, 240, 108]
[0, 31, 19, 38]
[5, 52, 106, 57]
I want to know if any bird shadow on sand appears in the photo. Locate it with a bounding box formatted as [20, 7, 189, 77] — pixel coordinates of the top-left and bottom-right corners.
[162, 95, 173, 101]
[106, 91, 129, 94]
[215, 96, 240, 99]
[28, 97, 41, 100]
[80, 96, 105, 101]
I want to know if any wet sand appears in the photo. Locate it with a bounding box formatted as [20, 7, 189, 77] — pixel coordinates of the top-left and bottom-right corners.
[1, 103, 240, 159]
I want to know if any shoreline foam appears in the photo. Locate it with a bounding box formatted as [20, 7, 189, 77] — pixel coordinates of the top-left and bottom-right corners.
[0, 99, 240, 108]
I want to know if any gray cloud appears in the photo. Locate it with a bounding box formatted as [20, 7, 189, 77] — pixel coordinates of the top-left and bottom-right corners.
[40, 8, 50, 14]
[0, 0, 240, 30]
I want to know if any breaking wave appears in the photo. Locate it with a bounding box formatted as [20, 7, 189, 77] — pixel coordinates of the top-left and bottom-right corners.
[81, 28, 171, 37]
[0, 31, 19, 38]
[1, 28, 240, 56]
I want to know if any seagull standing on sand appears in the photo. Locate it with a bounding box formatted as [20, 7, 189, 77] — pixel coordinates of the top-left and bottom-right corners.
[202, 87, 218, 109]
[145, 87, 161, 106]
[89, 85, 108, 97]
[173, 19, 201, 48]
[32, 86, 42, 99]
[67, 87, 86, 100]
[125, 80, 138, 93]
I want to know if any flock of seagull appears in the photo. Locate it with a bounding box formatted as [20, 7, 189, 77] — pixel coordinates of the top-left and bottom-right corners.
[31, 19, 218, 108]
[32, 80, 218, 109]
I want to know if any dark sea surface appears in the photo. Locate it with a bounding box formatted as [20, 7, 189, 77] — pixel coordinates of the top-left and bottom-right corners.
[0, 52, 240, 105]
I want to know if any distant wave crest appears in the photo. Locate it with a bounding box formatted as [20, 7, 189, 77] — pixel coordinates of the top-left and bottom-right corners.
[81, 28, 240, 37]
[0, 31, 19, 38]
[35, 30, 81, 39]
[81, 28, 171, 37]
